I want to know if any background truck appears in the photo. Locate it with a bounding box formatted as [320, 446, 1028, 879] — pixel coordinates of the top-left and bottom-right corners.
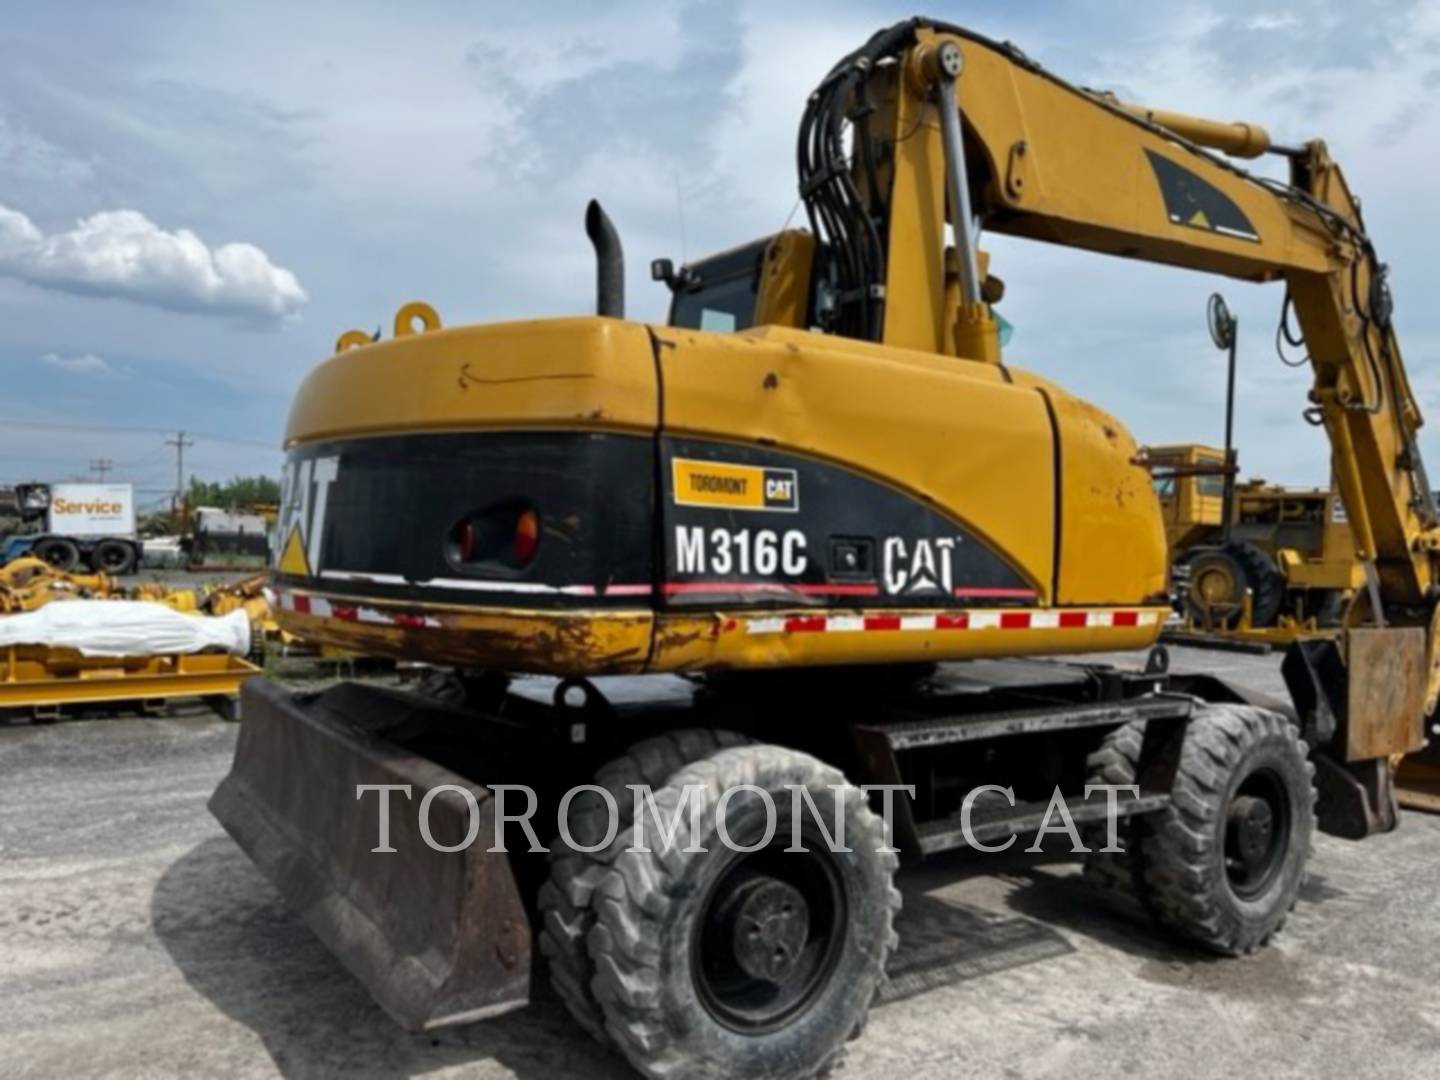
[185, 505, 273, 570]
[0, 482, 144, 575]
[1145, 443, 1361, 629]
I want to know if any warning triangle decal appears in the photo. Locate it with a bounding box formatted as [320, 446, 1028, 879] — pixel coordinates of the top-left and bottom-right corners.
[279, 526, 311, 577]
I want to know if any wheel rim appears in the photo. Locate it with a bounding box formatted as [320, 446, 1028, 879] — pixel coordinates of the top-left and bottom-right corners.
[40, 546, 71, 569]
[1224, 767, 1292, 900]
[692, 842, 846, 1034]
[1193, 563, 1238, 608]
[98, 547, 125, 570]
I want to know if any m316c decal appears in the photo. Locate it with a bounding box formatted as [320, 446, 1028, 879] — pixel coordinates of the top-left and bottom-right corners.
[663, 438, 1035, 607]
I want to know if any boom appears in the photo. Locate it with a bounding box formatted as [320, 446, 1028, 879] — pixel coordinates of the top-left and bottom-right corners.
[802, 19, 1437, 621]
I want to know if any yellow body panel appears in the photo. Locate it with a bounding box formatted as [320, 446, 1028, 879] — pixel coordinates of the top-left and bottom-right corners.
[273, 313, 1171, 671]
[649, 610, 1165, 670]
[278, 603, 656, 676]
[285, 316, 659, 445]
[752, 231, 815, 329]
[1010, 372, 1168, 604]
[271, 586, 1167, 675]
[658, 324, 1059, 601]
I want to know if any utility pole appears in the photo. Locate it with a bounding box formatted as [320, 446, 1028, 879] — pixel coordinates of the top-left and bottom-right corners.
[90, 458, 113, 481]
[165, 431, 194, 513]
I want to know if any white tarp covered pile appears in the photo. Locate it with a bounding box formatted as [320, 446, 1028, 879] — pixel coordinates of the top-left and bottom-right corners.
[0, 601, 250, 657]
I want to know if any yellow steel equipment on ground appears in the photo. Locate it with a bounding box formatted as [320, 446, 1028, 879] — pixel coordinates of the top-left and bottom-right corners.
[212, 19, 1440, 1079]
[0, 556, 116, 612]
[0, 647, 256, 719]
[0, 562, 263, 719]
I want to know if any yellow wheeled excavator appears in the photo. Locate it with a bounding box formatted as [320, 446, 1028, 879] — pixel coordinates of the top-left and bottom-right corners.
[212, 19, 1436, 1079]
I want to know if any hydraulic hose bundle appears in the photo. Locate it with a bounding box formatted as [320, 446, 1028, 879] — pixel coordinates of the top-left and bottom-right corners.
[797, 21, 923, 341]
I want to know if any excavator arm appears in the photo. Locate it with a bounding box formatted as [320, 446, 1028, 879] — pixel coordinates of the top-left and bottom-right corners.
[790, 19, 1436, 828]
[807, 19, 1436, 616]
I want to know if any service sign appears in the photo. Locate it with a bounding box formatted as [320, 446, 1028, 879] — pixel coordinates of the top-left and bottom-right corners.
[48, 483, 136, 537]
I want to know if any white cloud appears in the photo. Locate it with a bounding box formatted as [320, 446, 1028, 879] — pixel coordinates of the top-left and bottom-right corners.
[40, 350, 113, 375]
[0, 205, 307, 323]
[1244, 13, 1300, 31]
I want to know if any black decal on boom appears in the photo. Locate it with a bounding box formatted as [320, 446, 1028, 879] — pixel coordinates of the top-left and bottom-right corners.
[1146, 150, 1259, 242]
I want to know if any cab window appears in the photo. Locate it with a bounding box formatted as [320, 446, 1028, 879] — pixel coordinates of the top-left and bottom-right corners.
[669, 240, 769, 332]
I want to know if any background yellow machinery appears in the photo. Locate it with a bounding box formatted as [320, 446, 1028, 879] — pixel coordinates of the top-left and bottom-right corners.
[1146, 443, 1361, 634]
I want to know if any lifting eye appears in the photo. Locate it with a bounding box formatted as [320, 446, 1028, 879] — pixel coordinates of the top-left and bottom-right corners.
[448, 502, 541, 571]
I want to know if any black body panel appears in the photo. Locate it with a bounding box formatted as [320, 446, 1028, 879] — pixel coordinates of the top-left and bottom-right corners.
[660, 437, 1034, 609]
[274, 432, 655, 609]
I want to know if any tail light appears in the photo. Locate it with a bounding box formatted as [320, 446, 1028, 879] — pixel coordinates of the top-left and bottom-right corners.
[457, 520, 478, 562]
[513, 508, 539, 565]
[448, 502, 540, 571]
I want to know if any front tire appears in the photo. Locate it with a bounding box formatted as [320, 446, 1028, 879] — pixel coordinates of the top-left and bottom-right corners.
[1142, 704, 1315, 955]
[539, 729, 748, 1045]
[589, 745, 901, 1080]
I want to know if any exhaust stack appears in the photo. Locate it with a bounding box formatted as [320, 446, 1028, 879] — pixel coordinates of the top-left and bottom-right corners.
[585, 199, 625, 318]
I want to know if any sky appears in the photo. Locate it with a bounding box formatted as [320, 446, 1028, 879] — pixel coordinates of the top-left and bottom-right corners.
[1, 0, 1438, 508]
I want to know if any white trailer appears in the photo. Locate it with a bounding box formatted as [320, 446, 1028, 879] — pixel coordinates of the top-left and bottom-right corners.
[0, 483, 144, 574]
[46, 484, 137, 538]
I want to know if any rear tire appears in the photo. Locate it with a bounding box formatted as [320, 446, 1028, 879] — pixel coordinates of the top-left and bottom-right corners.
[1184, 543, 1284, 628]
[589, 744, 900, 1080]
[92, 539, 136, 575]
[1184, 548, 1246, 627]
[32, 537, 80, 573]
[538, 729, 748, 1045]
[1141, 704, 1314, 955]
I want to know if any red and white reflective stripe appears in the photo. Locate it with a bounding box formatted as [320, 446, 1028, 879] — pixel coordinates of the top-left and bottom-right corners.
[277, 590, 441, 629]
[745, 608, 1162, 636]
[661, 582, 1040, 600]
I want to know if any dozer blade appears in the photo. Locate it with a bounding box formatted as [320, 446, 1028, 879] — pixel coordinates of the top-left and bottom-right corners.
[209, 678, 532, 1030]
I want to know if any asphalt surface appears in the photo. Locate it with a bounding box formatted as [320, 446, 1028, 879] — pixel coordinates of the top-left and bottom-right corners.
[2, 646, 1439, 1079]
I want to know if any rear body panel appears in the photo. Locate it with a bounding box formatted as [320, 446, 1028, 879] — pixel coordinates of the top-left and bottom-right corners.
[273, 317, 1168, 672]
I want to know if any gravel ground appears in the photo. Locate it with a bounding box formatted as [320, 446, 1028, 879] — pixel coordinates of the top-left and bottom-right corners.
[1, 646, 1438, 1079]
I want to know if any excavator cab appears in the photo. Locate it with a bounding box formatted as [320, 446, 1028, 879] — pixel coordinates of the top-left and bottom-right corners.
[655, 230, 817, 332]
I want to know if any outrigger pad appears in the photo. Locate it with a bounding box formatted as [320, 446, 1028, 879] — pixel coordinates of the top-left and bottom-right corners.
[209, 679, 531, 1030]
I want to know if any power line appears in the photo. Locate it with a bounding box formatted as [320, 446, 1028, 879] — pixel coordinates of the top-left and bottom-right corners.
[0, 417, 281, 451]
[90, 458, 113, 481]
[115, 445, 171, 470]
